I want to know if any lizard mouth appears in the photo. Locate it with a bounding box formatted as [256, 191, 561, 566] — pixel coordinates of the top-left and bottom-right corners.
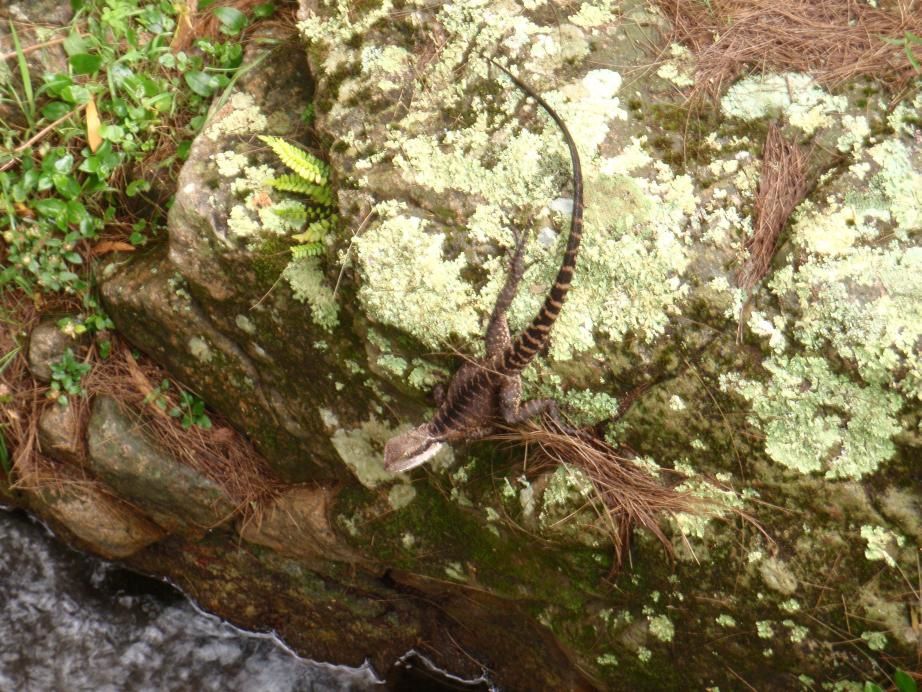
[384, 442, 445, 473]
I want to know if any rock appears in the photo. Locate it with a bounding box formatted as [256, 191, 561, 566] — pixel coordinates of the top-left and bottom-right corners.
[37, 402, 82, 464]
[27, 319, 82, 383]
[100, 42, 366, 483]
[28, 481, 164, 559]
[86, 396, 234, 533]
[237, 485, 357, 563]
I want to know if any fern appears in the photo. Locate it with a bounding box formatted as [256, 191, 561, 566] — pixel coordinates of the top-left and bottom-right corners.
[259, 136, 329, 185]
[267, 175, 334, 205]
[292, 218, 337, 244]
[271, 203, 309, 225]
[260, 134, 338, 265]
[291, 243, 324, 258]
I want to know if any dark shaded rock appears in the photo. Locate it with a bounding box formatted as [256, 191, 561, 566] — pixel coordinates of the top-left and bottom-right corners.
[37, 402, 82, 463]
[86, 396, 234, 533]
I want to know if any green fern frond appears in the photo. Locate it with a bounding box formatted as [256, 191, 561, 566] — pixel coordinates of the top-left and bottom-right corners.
[271, 203, 309, 224]
[259, 136, 329, 185]
[267, 175, 334, 205]
[292, 218, 337, 244]
[291, 242, 324, 259]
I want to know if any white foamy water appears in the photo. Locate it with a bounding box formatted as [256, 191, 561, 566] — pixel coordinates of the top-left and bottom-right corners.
[0, 509, 381, 691]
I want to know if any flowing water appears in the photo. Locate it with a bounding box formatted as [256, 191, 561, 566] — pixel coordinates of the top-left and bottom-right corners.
[0, 508, 381, 691]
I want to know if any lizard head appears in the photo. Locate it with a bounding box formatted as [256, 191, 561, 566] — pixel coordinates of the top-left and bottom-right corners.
[384, 425, 444, 473]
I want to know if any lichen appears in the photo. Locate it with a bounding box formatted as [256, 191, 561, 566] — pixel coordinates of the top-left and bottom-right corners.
[352, 207, 480, 347]
[756, 621, 774, 639]
[648, 614, 675, 643]
[715, 614, 737, 628]
[724, 356, 902, 480]
[206, 92, 268, 141]
[330, 418, 399, 488]
[283, 257, 339, 331]
[860, 525, 904, 568]
[860, 631, 887, 652]
[188, 336, 213, 363]
[720, 73, 846, 135]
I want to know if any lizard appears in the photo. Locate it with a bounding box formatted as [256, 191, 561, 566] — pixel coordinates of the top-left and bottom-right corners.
[383, 62, 584, 473]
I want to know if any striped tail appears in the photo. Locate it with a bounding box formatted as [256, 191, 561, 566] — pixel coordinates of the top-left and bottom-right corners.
[492, 64, 584, 374]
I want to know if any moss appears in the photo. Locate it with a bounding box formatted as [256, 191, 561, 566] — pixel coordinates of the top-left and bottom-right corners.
[252, 236, 290, 286]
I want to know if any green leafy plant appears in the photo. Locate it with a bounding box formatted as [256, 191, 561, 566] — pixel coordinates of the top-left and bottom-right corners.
[171, 391, 212, 430]
[143, 377, 173, 411]
[0, 0, 264, 302]
[259, 135, 338, 258]
[0, 430, 10, 476]
[48, 348, 92, 406]
[883, 31, 922, 72]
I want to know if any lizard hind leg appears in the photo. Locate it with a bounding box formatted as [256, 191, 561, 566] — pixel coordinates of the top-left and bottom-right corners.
[498, 375, 563, 426]
[485, 230, 529, 357]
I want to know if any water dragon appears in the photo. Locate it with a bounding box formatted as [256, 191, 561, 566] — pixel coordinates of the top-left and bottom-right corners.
[383, 64, 584, 473]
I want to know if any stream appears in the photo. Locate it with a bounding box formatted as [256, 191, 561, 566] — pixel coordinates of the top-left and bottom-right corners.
[0, 508, 381, 691]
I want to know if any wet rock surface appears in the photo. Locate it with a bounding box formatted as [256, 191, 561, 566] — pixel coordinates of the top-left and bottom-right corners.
[27, 480, 165, 560]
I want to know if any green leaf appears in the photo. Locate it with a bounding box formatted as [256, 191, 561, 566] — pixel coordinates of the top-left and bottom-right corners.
[213, 7, 248, 35]
[41, 101, 72, 120]
[895, 670, 918, 692]
[52, 173, 81, 200]
[184, 70, 219, 97]
[60, 84, 91, 104]
[34, 198, 67, 218]
[62, 31, 88, 56]
[253, 3, 276, 18]
[69, 53, 103, 75]
[864, 684, 884, 692]
[99, 124, 125, 142]
[125, 179, 151, 197]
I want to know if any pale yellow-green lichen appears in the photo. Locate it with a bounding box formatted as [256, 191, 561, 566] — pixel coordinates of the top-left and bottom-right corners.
[330, 418, 400, 488]
[715, 614, 737, 628]
[724, 356, 902, 479]
[298, 0, 394, 44]
[188, 336, 213, 363]
[860, 524, 905, 568]
[782, 620, 808, 643]
[569, 0, 617, 29]
[720, 73, 846, 135]
[760, 558, 798, 596]
[206, 92, 268, 141]
[656, 44, 695, 88]
[213, 150, 250, 178]
[388, 483, 417, 509]
[756, 621, 774, 639]
[303, 1, 694, 365]
[283, 257, 339, 331]
[860, 631, 887, 651]
[648, 614, 675, 642]
[352, 208, 481, 347]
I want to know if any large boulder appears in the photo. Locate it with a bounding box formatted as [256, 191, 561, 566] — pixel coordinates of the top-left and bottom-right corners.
[74, 1, 922, 688]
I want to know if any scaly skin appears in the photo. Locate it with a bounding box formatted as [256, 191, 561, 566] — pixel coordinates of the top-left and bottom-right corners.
[384, 63, 584, 473]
